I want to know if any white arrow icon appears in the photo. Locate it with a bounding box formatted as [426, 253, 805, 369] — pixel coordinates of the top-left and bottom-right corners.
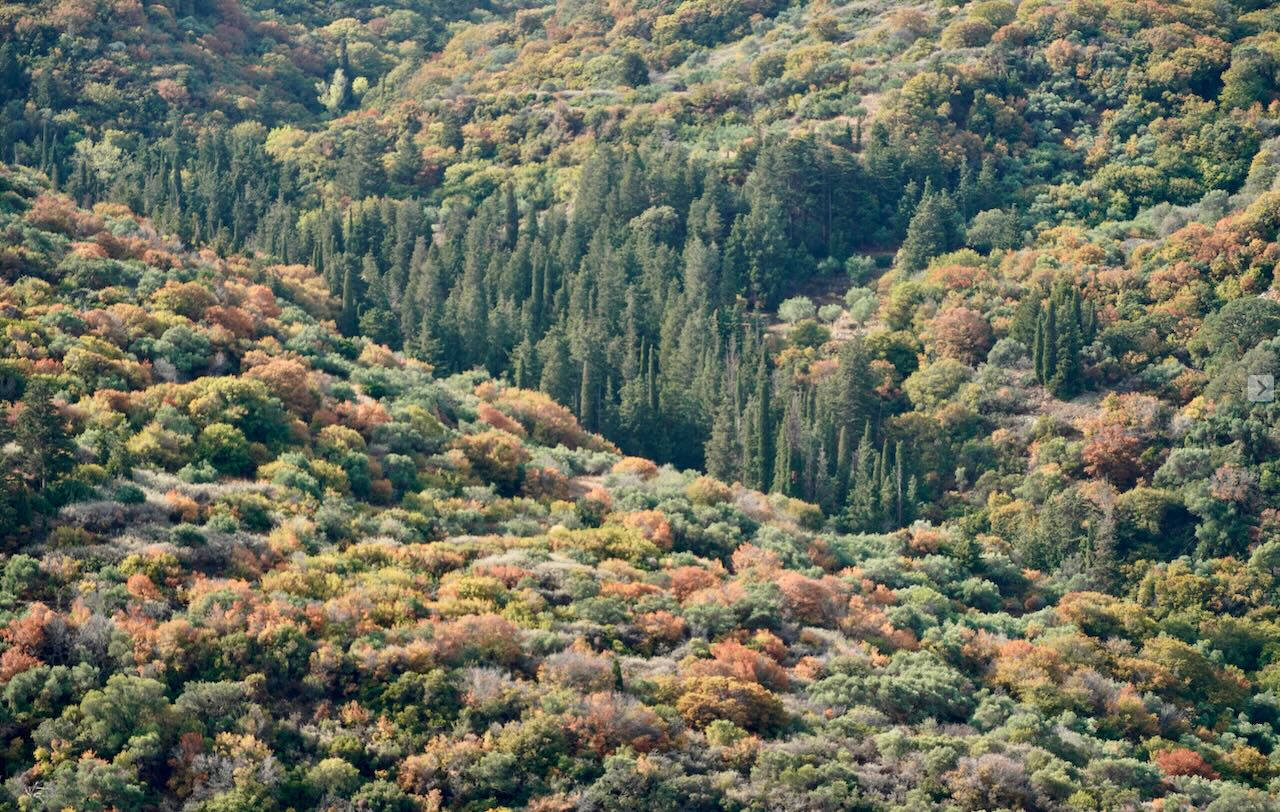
[1248, 374, 1274, 402]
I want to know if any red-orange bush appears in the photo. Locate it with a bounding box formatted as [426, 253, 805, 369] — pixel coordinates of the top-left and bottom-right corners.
[1154, 748, 1218, 779]
[431, 614, 522, 668]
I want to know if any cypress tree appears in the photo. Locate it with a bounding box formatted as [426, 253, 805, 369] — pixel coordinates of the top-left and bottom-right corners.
[1037, 300, 1057, 387]
[890, 441, 906, 527]
[905, 474, 919, 525]
[705, 386, 740, 482]
[770, 420, 792, 495]
[747, 354, 772, 490]
[814, 445, 835, 513]
[579, 356, 598, 432]
[835, 424, 851, 498]
[1032, 306, 1046, 382]
[1051, 286, 1084, 398]
[339, 259, 359, 336]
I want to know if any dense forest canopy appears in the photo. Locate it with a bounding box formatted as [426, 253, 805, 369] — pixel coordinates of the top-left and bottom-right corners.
[1, 0, 1280, 808]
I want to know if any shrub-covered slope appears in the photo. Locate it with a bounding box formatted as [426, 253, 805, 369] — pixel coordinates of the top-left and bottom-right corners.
[1, 164, 1280, 809]
[3, 0, 1280, 808]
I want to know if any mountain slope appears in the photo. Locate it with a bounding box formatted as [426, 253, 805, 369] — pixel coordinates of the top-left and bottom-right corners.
[0, 163, 1279, 809]
[2, 0, 1280, 808]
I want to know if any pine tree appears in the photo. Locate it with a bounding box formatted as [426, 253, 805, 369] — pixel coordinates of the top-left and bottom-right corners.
[728, 193, 790, 307]
[1088, 486, 1119, 590]
[538, 329, 575, 407]
[845, 422, 876, 531]
[390, 133, 420, 187]
[894, 184, 961, 273]
[511, 333, 537, 390]
[0, 41, 26, 104]
[905, 475, 919, 525]
[502, 182, 520, 250]
[878, 440, 895, 530]
[15, 378, 74, 493]
[0, 406, 31, 544]
[413, 317, 443, 367]
[1031, 301, 1046, 379]
[317, 67, 349, 114]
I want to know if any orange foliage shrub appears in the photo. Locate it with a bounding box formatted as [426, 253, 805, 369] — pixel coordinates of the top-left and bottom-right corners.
[731, 544, 782, 576]
[398, 735, 484, 796]
[777, 571, 842, 627]
[368, 477, 394, 504]
[571, 691, 667, 755]
[470, 563, 533, 587]
[1081, 424, 1144, 487]
[1102, 686, 1159, 738]
[990, 639, 1071, 710]
[1, 603, 57, 671]
[241, 284, 282, 319]
[0, 647, 41, 682]
[244, 357, 317, 415]
[70, 241, 109, 260]
[494, 388, 617, 452]
[668, 566, 721, 601]
[905, 526, 947, 554]
[538, 643, 615, 692]
[600, 581, 662, 600]
[521, 466, 571, 500]
[26, 192, 102, 237]
[335, 399, 391, 432]
[430, 614, 522, 668]
[611, 456, 658, 479]
[477, 402, 526, 436]
[842, 594, 917, 652]
[633, 611, 687, 651]
[267, 265, 332, 320]
[926, 263, 989, 291]
[619, 510, 673, 551]
[204, 305, 257, 339]
[126, 573, 162, 601]
[358, 343, 401, 368]
[927, 305, 993, 366]
[1154, 748, 1218, 779]
[164, 490, 202, 523]
[684, 639, 789, 691]
[676, 676, 786, 734]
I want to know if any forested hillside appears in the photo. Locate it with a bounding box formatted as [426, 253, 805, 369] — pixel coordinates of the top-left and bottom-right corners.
[2, 0, 1280, 808]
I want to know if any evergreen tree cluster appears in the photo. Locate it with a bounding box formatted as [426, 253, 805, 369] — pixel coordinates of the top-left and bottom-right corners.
[44, 128, 973, 528]
[1030, 282, 1097, 399]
